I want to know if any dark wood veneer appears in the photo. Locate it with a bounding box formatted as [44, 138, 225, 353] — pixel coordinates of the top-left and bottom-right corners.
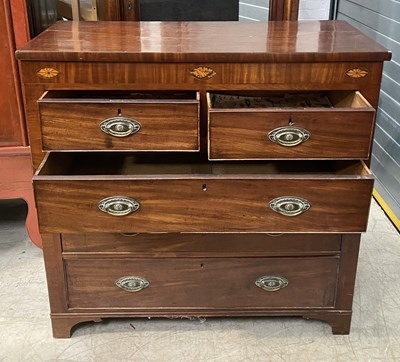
[16, 21, 390, 63]
[269, 0, 299, 21]
[62, 233, 342, 255]
[208, 91, 375, 160]
[65, 257, 339, 309]
[18, 20, 391, 337]
[34, 173, 373, 233]
[38, 91, 200, 151]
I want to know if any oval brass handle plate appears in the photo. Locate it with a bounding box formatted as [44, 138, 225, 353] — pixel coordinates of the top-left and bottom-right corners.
[98, 196, 140, 216]
[100, 117, 141, 137]
[268, 126, 310, 147]
[255, 275, 288, 292]
[269, 196, 311, 217]
[115, 276, 149, 292]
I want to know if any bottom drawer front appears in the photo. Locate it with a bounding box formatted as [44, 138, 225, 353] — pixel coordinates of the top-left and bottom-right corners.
[66, 257, 339, 309]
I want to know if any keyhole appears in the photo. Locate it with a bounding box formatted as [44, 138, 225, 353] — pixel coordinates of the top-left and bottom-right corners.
[202, 184, 208, 191]
[117, 108, 122, 116]
[200, 263, 204, 268]
[288, 118, 294, 126]
[127, 1, 132, 11]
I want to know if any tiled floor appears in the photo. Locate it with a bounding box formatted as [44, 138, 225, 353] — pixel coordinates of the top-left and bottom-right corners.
[0, 198, 399, 361]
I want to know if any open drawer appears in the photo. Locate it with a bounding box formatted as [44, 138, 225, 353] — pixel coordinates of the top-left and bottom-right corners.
[38, 90, 200, 151]
[207, 91, 375, 160]
[34, 153, 374, 233]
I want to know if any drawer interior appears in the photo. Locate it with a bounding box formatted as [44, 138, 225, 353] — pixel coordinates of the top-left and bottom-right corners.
[36, 153, 371, 177]
[39, 90, 199, 103]
[208, 90, 371, 110]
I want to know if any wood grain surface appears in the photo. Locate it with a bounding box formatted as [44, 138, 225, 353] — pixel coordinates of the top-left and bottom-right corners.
[269, 0, 299, 21]
[20, 61, 385, 87]
[65, 256, 339, 309]
[34, 160, 373, 233]
[61, 232, 342, 255]
[0, 0, 27, 146]
[208, 91, 375, 160]
[18, 19, 390, 337]
[16, 21, 391, 63]
[39, 91, 199, 151]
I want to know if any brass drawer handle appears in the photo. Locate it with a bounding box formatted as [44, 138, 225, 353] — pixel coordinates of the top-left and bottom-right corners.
[268, 126, 310, 147]
[98, 196, 140, 216]
[255, 275, 288, 292]
[269, 196, 310, 217]
[115, 276, 149, 292]
[120, 232, 140, 237]
[100, 117, 141, 137]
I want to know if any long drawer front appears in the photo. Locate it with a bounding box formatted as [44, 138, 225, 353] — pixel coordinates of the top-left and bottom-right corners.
[34, 155, 374, 233]
[35, 178, 373, 233]
[22, 61, 384, 86]
[65, 257, 339, 309]
[62, 233, 342, 254]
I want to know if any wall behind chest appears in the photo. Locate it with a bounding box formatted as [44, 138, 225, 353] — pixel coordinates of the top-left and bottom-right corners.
[337, 0, 400, 229]
[239, 0, 330, 21]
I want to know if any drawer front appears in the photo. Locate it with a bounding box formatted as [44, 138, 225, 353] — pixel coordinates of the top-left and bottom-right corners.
[35, 178, 373, 233]
[62, 233, 342, 255]
[38, 95, 199, 151]
[22, 62, 384, 87]
[66, 257, 339, 309]
[208, 92, 375, 160]
[209, 109, 374, 160]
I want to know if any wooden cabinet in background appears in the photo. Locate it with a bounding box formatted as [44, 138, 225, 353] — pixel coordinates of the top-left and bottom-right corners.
[0, 0, 41, 247]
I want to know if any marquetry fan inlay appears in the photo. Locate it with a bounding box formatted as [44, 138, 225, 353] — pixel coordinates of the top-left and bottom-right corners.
[346, 68, 368, 78]
[37, 68, 60, 79]
[190, 66, 216, 80]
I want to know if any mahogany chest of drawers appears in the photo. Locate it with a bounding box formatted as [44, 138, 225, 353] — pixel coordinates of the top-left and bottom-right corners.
[16, 21, 391, 338]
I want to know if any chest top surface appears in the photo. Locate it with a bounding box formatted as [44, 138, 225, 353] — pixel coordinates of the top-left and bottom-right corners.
[16, 20, 391, 63]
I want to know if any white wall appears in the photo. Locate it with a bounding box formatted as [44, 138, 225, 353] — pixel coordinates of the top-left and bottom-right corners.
[299, 0, 330, 20]
[239, 0, 330, 21]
